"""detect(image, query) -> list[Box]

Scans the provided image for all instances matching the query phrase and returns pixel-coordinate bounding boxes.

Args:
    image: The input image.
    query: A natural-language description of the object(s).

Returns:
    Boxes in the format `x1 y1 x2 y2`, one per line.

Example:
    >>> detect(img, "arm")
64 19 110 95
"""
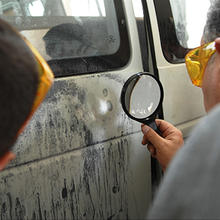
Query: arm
147 105 220 219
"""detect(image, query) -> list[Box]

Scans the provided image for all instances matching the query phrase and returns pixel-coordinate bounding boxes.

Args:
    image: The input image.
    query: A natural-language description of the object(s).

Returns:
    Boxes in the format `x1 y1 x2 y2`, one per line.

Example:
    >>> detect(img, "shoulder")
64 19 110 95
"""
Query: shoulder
147 104 220 219
190 104 220 139
180 103 220 156
167 103 220 176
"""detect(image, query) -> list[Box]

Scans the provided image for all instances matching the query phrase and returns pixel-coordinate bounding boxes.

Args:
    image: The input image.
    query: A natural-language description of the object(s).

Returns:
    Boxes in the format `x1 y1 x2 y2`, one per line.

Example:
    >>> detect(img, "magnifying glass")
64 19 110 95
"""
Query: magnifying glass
120 72 164 134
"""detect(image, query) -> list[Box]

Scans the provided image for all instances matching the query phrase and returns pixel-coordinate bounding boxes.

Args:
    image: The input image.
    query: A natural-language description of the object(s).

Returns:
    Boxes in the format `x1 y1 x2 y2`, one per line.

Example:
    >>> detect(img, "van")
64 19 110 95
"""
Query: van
0 0 208 219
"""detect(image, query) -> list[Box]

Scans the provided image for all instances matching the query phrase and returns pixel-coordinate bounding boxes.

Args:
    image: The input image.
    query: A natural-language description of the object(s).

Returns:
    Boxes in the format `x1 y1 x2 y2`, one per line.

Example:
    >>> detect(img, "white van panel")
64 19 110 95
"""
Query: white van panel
147 0 206 137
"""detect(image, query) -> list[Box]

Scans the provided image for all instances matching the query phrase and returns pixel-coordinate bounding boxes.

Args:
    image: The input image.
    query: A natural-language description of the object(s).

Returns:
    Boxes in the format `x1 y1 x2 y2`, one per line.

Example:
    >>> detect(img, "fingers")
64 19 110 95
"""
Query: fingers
155 119 183 140
147 144 156 157
155 119 176 134
141 120 184 170
141 124 164 149
141 125 150 145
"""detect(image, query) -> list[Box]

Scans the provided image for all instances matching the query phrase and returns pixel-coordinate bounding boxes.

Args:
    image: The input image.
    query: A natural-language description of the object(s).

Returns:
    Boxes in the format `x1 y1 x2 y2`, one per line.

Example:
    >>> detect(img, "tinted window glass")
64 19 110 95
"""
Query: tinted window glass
0 0 130 77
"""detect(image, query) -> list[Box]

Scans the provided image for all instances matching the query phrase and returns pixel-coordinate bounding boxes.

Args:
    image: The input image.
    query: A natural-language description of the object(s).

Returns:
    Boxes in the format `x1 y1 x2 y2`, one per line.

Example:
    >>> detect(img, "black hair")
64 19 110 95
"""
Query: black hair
0 19 39 157
203 0 220 42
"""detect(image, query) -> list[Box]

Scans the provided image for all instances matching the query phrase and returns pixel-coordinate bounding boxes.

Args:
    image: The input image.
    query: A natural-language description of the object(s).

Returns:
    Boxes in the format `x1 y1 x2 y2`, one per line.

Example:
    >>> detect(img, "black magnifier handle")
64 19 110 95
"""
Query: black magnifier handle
148 120 162 137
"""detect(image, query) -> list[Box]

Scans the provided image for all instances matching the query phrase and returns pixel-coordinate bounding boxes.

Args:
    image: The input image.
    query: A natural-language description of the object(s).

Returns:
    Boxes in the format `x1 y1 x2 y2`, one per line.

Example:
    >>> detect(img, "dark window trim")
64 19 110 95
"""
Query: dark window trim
153 0 189 64
141 0 164 197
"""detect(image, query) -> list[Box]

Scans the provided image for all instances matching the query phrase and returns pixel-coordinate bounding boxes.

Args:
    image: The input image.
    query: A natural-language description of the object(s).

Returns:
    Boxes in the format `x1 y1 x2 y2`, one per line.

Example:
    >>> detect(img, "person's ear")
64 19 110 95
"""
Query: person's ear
0 151 15 171
215 38 220 54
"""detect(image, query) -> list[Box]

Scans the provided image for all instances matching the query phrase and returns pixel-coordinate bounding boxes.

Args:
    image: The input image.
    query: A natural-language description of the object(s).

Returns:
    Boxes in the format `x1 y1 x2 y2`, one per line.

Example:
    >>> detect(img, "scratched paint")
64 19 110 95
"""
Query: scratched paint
10 74 137 166
0 134 151 219
0 72 151 219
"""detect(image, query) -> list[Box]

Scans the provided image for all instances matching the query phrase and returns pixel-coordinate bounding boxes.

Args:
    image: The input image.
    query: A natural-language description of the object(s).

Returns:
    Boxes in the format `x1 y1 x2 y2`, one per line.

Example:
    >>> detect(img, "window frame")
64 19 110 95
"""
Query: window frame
153 0 189 64
0 0 130 77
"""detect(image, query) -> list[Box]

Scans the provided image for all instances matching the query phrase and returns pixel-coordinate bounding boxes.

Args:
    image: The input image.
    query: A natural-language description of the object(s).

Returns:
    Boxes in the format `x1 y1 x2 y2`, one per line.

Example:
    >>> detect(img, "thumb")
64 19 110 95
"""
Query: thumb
141 125 164 149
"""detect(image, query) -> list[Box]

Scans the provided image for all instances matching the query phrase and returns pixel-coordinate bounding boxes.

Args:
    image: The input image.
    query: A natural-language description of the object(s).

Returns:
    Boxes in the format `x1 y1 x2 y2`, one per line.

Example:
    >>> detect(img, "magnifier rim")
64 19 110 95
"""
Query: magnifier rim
120 72 164 123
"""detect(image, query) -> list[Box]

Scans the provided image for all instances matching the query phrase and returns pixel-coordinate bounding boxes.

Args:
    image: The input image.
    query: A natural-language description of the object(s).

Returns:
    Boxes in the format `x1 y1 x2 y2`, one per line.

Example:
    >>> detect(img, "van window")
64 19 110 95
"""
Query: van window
132 0 143 17
154 0 211 63
170 0 210 48
0 0 130 77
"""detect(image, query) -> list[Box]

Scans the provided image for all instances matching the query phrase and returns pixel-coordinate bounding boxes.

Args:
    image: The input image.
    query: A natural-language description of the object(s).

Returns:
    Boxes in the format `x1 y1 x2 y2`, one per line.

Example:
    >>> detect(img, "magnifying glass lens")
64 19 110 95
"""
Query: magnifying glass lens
125 75 161 119
121 72 164 135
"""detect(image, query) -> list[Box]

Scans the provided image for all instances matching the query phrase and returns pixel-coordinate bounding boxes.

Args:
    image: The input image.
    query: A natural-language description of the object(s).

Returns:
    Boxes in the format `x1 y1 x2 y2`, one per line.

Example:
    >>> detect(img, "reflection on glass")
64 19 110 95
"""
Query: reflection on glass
28 0 44 16
0 0 120 61
63 0 106 16
128 75 161 119
170 0 211 48
0 0 106 17
0 1 22 16
131 0 143 17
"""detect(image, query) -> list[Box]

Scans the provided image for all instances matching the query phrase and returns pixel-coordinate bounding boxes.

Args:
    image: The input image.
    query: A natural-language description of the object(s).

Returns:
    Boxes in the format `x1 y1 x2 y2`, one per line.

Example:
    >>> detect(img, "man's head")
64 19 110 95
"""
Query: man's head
202 0 220 112
185 0 220 112
203 0 220 44
0 19 53 170
201 38 220 112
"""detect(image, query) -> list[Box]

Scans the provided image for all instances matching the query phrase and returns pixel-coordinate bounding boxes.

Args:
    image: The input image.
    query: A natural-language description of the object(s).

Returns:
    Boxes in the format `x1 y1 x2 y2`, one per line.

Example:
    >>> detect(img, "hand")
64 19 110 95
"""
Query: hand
141 119 184 171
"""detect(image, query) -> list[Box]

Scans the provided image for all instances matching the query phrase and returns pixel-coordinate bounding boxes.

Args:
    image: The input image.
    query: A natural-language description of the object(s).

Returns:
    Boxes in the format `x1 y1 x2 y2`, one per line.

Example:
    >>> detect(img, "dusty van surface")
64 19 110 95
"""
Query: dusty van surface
0 0 207 219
